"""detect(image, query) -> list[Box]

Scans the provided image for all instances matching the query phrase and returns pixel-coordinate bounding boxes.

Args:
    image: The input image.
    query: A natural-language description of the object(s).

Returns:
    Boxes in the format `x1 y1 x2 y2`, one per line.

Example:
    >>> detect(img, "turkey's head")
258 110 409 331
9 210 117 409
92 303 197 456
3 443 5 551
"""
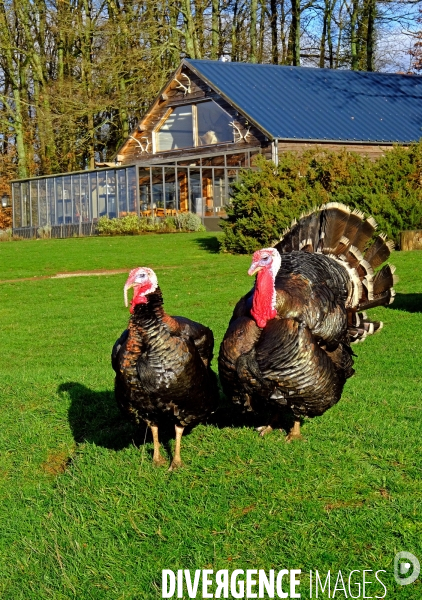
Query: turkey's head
124 267 158 314
248 248 281 328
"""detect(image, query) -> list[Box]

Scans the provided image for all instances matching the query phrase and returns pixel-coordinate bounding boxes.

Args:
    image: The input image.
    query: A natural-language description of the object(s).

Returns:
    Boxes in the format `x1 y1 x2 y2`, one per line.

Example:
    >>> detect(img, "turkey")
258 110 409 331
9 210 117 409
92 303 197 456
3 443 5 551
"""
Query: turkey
112 267 218 469
218 203 397 441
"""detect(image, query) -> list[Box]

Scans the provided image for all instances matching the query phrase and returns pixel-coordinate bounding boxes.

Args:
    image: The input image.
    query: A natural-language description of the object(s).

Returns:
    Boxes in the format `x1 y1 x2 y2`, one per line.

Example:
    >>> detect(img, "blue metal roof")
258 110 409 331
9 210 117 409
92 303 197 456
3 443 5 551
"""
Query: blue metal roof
185 59 422 144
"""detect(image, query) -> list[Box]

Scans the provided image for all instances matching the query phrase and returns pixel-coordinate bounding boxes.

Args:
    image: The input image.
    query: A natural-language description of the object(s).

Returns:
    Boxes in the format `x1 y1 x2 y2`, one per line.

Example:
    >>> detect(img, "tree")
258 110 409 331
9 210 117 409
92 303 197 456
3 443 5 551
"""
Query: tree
0 0 420 184
410 8 422 71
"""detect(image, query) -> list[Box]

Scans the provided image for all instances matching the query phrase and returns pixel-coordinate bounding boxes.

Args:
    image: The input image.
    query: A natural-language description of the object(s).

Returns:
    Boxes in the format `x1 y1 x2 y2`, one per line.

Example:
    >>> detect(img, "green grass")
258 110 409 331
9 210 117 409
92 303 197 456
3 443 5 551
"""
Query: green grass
0 233 421 599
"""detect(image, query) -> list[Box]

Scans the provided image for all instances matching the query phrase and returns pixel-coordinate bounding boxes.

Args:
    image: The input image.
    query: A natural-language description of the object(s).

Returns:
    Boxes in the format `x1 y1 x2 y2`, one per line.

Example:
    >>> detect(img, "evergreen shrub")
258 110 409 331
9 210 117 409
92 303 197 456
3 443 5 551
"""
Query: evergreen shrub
221 143 422 253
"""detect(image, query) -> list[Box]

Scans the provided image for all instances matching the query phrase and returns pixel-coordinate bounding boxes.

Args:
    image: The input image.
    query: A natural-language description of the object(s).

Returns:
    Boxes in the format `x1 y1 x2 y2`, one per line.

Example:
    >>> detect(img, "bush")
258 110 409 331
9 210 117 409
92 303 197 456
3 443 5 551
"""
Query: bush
98 214 158 235
221 144 422 253
37 225 52 239
97 212 204 236
174 211 206 232
0 228 13 241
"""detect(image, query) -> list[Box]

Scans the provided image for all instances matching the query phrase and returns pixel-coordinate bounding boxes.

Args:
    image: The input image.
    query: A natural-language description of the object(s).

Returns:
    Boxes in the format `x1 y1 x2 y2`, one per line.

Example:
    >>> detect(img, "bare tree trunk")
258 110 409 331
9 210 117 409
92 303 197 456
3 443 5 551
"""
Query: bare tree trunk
327 0 334 67
270 0 279 63
17 0 58 173
105 0 130 145
181 0 201 58
280 0 288 63
350 0 359 70
231 0 239 61
119 78 129 142
250 0 258 62
319 3 327 67
194 0 205 57
335 0 345 67
366 0 376 70
288 0 301 65
211 0 220 59
12 88 29 178
80 0 95 169
170 1 181 67
258 0 266 62
0 0 28 177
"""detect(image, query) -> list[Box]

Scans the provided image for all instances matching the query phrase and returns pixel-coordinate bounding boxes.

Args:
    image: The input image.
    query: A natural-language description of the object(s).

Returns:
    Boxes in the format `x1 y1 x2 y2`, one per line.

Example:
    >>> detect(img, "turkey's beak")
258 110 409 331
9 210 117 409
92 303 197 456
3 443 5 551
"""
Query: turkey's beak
248 263 262 276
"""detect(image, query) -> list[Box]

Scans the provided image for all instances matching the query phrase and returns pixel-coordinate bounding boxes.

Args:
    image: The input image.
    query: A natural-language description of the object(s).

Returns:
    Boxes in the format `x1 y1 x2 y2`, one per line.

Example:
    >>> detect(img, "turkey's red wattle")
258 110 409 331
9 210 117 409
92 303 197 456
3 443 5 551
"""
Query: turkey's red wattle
130 283 151 313
251 268 276 328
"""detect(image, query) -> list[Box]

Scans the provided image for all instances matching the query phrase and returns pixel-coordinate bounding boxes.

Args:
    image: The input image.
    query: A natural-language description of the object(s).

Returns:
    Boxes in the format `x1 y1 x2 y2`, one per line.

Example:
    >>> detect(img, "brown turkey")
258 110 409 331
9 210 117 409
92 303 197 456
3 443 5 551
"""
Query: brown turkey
218 203 397 441
112 267 218 469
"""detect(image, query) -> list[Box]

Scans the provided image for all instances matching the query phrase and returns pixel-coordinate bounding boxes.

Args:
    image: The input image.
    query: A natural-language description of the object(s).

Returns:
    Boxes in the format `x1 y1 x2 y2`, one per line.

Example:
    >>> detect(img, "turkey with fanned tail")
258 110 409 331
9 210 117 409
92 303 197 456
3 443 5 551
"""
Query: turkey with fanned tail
218 203 397 441
112 267 218 470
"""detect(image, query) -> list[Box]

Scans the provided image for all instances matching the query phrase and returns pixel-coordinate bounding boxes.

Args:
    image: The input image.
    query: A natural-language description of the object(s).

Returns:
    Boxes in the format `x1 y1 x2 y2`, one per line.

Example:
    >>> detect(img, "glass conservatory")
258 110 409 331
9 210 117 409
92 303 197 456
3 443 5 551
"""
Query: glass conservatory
11 149 260 230
12 165 138 229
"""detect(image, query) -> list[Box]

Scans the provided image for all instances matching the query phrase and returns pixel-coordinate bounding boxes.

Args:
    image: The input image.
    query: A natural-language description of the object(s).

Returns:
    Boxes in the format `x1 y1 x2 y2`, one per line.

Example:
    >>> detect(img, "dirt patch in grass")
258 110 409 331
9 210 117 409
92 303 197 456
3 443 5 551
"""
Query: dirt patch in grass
0 266 182 284
51 269 129 278
324 499 365 512
42 451 72 476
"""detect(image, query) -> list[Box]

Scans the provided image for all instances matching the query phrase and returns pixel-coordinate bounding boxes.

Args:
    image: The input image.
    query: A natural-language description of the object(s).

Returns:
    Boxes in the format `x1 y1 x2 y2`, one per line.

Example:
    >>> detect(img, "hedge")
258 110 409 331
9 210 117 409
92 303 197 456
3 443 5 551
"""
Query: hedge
221 143 422 253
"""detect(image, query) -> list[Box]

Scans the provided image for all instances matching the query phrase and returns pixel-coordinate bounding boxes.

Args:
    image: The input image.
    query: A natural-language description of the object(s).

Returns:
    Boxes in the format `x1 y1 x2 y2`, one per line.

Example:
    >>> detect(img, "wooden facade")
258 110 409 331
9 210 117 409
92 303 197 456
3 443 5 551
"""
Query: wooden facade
117 63 268 167
275 141 391 161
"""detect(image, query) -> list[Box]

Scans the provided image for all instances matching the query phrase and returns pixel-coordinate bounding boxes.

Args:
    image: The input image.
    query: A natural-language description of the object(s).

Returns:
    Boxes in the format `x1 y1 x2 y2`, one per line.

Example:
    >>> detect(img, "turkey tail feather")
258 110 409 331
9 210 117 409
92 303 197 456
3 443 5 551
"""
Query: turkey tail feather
273 203 396 342
320 202 351 254
343 209 364 246
373 264 398 296
352 216 378 253
364 234 395 269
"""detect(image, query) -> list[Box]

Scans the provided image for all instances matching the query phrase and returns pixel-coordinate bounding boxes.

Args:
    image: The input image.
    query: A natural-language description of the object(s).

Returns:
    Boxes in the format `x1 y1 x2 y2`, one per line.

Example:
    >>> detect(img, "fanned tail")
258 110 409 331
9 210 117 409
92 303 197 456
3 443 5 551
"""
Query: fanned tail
273 202 397 342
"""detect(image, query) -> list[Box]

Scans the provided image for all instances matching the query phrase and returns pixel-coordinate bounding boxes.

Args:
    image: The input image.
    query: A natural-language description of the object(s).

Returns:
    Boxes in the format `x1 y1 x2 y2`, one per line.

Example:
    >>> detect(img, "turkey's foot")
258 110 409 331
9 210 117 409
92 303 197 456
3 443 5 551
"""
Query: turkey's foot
153 454 167 467
285 420 303 443
256 425 274 437
168 458 184 471
256 413 283 437
168 424 184 472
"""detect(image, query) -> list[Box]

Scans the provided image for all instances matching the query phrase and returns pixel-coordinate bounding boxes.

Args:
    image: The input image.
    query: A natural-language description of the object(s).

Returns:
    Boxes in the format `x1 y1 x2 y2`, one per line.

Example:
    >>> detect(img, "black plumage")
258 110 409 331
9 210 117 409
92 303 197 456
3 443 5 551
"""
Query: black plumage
218 203 397 440
112 267 218 469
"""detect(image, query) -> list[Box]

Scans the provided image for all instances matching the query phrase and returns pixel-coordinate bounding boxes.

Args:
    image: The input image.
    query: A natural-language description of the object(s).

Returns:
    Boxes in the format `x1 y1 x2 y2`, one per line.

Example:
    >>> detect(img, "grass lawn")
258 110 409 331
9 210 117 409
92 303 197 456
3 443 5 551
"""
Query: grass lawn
0 232 421 599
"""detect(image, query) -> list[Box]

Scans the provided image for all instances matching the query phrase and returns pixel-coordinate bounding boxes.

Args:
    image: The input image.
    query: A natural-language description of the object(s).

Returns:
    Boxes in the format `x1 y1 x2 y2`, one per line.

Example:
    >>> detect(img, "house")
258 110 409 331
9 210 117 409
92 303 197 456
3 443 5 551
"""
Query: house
11 60 422 234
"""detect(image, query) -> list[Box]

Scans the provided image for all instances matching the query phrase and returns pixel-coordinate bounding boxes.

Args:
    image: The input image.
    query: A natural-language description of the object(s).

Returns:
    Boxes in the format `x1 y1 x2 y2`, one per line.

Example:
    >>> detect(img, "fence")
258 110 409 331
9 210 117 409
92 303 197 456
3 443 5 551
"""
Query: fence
12 222 99 239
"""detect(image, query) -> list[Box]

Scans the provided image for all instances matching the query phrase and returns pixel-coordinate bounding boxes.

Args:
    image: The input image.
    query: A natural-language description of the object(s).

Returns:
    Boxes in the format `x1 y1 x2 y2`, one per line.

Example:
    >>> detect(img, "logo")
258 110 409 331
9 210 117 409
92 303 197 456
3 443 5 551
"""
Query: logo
394 552 420 586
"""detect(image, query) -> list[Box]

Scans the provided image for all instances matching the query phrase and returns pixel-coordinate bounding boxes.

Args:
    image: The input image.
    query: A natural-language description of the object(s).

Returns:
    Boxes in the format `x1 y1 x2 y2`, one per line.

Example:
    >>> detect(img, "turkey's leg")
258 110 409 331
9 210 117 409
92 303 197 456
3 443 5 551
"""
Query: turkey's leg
256 413 281 437
285 420 302 443
150 425 166 466
256 424 274 437
169 425 184 471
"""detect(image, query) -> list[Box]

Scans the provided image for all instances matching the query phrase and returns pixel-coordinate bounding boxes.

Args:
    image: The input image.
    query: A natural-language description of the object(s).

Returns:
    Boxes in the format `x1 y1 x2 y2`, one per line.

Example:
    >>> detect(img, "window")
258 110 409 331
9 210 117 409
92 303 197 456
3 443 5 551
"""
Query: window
197 102 232 146
31 180 39 226
157 106 194 151
156 101 233 152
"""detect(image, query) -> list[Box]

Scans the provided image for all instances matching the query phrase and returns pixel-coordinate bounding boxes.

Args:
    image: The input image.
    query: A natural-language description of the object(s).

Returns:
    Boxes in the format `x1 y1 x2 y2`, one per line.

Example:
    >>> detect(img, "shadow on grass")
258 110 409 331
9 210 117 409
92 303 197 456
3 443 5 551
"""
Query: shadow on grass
59 382 173 457
193 235 221 254
389 293 422 313
59 381 292 453
209 389 295 434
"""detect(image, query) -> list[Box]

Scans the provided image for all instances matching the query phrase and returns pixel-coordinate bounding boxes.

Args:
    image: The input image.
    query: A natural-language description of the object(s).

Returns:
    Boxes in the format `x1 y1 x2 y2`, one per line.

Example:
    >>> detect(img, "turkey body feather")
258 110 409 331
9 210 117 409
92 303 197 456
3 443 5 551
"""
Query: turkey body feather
220 253 353 418
112 269 218 468
113 290 217 427
219 203 396 439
